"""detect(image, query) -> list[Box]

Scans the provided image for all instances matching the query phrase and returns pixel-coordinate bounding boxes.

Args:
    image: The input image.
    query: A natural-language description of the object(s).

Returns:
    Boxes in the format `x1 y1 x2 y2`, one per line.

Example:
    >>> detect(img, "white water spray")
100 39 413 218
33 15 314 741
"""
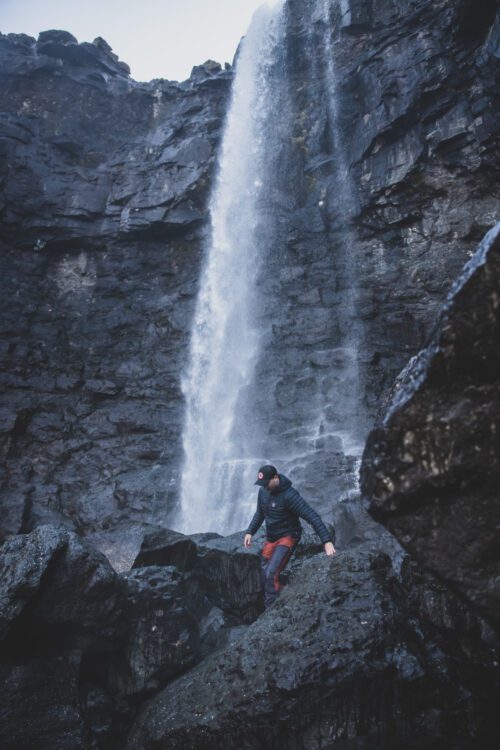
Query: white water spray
177 2 285 534
314 0 365 455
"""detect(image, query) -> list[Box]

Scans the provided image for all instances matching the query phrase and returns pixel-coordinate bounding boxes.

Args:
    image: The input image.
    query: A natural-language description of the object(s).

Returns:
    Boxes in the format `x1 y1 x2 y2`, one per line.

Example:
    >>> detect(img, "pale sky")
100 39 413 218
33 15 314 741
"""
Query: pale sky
0 0 277 82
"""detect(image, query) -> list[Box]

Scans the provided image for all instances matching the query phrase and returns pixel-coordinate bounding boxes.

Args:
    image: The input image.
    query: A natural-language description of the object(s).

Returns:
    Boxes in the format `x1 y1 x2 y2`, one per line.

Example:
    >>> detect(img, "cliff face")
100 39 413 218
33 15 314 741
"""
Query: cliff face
0 31 232 535
2 0 498 537
362 222 500 627
261 0 499 436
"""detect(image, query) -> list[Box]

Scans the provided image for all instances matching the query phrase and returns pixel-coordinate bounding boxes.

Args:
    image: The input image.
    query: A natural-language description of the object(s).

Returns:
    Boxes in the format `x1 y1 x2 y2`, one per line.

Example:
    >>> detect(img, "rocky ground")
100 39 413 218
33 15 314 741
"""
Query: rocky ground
1 504 498 748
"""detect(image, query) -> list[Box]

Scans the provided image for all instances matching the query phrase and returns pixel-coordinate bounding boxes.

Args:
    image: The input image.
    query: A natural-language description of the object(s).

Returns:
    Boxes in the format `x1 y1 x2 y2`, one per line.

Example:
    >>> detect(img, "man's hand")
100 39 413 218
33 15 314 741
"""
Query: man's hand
244 533 252 549
324 541 336 556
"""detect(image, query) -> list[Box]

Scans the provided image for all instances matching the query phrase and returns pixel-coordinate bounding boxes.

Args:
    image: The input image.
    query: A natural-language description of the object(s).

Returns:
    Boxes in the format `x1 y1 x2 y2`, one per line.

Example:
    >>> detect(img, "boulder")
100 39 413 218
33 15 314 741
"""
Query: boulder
362 223 500 627
0 653 91 750
194 531 263 620
126 538 483 749
0 526 131 748
106 566 202 696
132 527 264 620
132 528 197 571
0 525 127 657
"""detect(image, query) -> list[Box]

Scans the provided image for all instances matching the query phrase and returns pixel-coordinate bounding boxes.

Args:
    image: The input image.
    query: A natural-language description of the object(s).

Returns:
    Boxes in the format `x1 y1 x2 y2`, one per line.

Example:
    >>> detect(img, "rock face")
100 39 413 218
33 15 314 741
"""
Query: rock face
0 30 231 536
0 524 264 749
1 1 499 536
239 0 500 505
126 524 499 749
361 222 500 627
0 525 127 749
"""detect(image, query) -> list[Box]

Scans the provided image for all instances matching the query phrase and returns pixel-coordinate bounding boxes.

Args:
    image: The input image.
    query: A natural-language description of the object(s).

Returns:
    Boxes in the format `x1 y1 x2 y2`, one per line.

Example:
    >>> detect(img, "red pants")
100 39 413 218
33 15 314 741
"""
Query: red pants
260 535 297 608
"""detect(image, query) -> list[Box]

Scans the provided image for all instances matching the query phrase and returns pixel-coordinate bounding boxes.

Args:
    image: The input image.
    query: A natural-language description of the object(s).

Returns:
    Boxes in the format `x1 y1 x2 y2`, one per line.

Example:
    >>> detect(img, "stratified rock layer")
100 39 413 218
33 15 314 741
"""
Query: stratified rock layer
362 222 500 626
0 31 231 535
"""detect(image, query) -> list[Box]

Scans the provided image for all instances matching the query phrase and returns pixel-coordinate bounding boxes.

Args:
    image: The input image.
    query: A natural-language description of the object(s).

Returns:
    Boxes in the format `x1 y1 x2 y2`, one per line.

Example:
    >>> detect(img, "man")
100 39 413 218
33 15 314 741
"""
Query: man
244 464 335 608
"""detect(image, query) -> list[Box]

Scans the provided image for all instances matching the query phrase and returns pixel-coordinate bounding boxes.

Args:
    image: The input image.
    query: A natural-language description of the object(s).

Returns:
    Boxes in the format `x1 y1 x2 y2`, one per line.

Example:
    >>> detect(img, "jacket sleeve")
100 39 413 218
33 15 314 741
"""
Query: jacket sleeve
286 490 333 544
246 491 264 535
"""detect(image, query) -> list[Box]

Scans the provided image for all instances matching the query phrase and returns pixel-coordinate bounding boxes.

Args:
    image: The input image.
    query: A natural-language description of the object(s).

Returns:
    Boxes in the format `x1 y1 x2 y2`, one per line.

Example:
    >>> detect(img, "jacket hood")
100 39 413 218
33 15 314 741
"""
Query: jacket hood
272 474 292 494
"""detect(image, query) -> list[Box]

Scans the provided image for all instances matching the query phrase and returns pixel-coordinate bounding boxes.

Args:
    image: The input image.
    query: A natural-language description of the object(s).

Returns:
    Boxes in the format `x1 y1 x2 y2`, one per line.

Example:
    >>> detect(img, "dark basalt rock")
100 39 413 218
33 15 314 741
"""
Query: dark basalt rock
132 528 198 571
133 526 264 619
107 565 202 697
194 531 263 620
0 653 91 750
36 30 131 77
362 222 500 627
0 526 127 749
0 523 266 748
1 4 500 745
1 0 499 538
0 524 127 657
0 28 232 537
126 530 498 750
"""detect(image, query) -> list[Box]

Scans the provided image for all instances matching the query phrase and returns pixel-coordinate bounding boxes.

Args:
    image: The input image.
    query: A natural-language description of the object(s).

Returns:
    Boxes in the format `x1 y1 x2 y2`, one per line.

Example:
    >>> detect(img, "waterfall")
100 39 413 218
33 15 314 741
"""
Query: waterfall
312 0 365 454
177 2 286 534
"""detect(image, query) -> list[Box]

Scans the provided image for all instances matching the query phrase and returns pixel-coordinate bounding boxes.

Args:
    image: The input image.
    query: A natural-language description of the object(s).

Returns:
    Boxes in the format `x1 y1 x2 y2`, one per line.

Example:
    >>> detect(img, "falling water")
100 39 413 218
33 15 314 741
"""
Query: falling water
177 2 286 534
312 0 365 454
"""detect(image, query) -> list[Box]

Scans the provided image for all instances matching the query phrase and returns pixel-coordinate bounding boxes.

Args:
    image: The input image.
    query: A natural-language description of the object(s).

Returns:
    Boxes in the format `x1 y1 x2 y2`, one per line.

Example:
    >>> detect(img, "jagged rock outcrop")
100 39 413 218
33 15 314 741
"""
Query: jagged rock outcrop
1 1 499 535
1 518 498 749
0 524 127 654
132 526 264 619
0 525 127 749
126 523 499 749
0 525 264 748
132 527 199 570
361 222 500 627
250 0 500 469
107 565 202 697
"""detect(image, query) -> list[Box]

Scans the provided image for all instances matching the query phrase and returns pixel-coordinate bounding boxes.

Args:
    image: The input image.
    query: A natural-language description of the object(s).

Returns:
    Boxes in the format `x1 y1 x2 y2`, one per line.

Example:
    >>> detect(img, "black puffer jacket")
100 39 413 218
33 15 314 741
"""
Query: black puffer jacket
246 474 333 544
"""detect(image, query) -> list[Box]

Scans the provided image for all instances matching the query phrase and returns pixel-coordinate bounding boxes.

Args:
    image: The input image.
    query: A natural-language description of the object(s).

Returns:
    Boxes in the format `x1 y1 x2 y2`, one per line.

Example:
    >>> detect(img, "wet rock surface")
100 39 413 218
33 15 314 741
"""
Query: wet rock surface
182 0 500 516
132 527 198 570
1 514 499 749
0 653 91 750
106 565 202 697
0 524 127 657
0 526 126 749
132 525 264 619
126 525 499 750
362 222 500 626
0 525 263 748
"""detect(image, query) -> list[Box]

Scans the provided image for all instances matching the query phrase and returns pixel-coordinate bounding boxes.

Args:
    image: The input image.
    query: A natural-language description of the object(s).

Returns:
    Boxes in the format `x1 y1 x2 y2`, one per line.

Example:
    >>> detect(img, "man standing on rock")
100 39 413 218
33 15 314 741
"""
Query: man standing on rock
244 465 335 608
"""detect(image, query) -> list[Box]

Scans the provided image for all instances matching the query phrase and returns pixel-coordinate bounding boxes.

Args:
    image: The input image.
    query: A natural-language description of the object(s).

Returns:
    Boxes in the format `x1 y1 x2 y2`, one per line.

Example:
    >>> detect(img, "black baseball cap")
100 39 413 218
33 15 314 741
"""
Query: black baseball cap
255 464 278 486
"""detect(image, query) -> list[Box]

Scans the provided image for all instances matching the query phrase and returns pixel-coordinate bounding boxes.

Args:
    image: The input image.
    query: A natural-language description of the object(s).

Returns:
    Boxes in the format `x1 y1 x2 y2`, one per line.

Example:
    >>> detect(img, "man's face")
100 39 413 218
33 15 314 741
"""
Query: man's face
266 475 280 491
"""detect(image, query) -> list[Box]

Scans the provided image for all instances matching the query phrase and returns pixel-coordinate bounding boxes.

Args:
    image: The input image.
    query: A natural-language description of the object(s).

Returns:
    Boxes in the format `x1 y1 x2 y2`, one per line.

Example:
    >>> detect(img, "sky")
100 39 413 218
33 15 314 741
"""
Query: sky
0 0 276 82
